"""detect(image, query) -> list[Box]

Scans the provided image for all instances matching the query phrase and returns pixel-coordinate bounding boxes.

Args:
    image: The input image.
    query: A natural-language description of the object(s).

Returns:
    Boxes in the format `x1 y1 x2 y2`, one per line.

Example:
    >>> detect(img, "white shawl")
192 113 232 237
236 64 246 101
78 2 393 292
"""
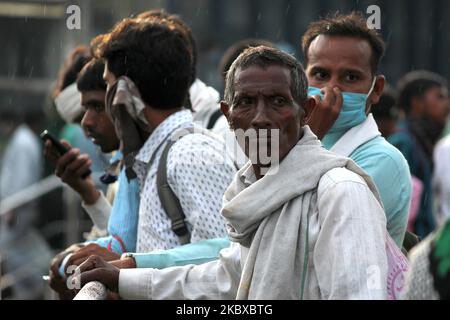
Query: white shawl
222 126 380 299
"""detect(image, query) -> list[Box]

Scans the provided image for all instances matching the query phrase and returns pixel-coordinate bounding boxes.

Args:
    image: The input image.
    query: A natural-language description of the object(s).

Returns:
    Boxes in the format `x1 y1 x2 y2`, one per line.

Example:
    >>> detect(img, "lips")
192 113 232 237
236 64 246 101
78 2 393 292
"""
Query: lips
87 133 101 145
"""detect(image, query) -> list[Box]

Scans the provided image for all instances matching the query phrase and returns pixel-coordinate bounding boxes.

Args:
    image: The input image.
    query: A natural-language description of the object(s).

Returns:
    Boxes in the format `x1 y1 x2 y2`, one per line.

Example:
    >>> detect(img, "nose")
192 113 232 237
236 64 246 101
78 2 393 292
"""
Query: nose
251 100 272 129
324 76 342 91
81 109 95 132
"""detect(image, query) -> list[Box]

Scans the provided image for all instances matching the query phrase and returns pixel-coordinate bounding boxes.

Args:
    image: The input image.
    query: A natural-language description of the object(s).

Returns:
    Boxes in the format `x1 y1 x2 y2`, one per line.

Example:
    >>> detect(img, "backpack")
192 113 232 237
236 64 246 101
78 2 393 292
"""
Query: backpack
155 127 228 245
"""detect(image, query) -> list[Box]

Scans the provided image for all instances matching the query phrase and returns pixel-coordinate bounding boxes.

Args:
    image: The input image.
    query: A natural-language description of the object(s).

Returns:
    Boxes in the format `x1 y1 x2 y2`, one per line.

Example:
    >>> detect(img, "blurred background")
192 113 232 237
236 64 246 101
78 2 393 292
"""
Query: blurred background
0 0 449 299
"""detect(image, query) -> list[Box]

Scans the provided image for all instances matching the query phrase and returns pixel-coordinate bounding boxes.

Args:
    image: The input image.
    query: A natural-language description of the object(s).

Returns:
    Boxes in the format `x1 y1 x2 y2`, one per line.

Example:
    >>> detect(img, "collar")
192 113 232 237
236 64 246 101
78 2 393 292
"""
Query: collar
110 150 123 163
135 109 193 164
330 113 381 157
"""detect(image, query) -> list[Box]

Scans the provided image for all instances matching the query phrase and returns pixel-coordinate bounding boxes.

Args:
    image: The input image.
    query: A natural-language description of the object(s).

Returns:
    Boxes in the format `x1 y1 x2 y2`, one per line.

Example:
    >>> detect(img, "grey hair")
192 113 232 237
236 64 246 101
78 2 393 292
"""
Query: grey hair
224 45 308 107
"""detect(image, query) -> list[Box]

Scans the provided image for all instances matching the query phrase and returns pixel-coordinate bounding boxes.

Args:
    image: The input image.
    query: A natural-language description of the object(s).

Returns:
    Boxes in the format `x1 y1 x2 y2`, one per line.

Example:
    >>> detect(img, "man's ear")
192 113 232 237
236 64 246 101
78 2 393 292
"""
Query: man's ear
368 75 386 107
301 97 316 126
220 101 231 121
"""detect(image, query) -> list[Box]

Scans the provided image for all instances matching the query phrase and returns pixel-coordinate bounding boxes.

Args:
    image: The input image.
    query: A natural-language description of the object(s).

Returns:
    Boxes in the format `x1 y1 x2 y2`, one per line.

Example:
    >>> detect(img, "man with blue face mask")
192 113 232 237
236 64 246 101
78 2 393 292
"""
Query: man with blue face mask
302 12 412 249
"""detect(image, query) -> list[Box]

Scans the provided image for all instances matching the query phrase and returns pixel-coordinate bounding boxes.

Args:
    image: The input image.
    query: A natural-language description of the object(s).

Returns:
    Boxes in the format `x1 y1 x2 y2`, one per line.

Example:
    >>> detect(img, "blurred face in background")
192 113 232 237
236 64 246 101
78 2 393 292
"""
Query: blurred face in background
421 85 450 127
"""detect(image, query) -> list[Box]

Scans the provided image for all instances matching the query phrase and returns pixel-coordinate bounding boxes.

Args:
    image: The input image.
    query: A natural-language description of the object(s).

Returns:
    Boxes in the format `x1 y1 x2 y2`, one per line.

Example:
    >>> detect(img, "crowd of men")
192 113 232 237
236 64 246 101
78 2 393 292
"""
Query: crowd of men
4 9 450 300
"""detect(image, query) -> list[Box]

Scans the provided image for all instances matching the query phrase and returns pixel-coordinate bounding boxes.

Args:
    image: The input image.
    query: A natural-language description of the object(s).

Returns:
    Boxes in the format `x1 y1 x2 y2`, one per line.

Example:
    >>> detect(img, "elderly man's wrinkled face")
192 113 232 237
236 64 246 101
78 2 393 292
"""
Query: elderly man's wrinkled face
221 65 307 170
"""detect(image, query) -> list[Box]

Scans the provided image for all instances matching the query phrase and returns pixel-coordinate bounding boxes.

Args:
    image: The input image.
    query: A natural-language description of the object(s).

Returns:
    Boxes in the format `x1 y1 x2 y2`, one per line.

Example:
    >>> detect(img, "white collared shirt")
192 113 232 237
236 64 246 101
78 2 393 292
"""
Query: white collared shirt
433 135 450 226
133 109 236 252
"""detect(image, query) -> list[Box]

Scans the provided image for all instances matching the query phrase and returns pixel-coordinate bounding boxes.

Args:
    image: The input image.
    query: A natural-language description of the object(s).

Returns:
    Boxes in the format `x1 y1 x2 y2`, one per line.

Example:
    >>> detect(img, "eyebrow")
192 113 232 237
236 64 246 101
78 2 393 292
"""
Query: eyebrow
308 66 328 74
308 65 366 77
84 100 105 108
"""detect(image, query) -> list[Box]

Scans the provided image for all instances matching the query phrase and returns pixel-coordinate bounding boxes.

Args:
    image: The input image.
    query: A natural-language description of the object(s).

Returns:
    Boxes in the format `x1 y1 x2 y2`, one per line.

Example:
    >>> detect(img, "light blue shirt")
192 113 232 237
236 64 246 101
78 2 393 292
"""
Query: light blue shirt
322 117 412 248
91 152 140 254
347 135 412 247
132 238 230 268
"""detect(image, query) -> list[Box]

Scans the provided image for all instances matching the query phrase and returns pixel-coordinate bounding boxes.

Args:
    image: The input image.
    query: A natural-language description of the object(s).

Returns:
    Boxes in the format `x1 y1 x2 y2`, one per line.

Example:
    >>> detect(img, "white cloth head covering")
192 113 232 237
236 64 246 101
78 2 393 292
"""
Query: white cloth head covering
54 83 84 123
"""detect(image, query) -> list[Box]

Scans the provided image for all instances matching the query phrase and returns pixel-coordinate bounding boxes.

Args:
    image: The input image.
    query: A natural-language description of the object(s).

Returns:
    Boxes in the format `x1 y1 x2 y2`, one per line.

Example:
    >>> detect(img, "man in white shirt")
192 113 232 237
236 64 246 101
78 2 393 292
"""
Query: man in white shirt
433 135 450 226
92 17 235 252
77 46 390 300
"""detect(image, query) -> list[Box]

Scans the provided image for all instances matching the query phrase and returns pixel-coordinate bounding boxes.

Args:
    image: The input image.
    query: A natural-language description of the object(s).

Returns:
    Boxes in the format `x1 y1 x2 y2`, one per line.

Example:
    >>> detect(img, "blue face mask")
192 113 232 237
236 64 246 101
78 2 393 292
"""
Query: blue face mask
308 78 376 134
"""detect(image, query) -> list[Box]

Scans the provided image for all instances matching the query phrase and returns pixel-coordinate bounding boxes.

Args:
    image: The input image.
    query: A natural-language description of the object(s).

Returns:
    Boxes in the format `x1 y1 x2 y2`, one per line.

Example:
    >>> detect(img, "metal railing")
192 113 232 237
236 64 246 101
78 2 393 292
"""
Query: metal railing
0 175 63 216
0 174 90 300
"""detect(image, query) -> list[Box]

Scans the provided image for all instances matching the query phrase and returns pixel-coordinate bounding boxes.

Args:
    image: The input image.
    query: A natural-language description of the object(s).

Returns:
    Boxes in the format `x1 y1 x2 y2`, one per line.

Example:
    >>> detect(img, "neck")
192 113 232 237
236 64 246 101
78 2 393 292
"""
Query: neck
143 105 183 130
252 130 306 180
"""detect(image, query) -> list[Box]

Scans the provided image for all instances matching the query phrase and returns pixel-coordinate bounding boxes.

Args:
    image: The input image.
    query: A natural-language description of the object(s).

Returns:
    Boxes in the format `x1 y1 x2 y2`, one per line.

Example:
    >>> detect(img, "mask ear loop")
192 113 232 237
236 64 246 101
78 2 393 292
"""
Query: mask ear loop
365 76 378 114
367 76 378 97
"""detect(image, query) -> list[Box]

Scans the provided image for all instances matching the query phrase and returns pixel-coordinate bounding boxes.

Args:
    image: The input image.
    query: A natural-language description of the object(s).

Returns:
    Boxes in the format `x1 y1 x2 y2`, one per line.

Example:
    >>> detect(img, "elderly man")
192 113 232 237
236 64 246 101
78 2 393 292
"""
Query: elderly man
77 46 389 300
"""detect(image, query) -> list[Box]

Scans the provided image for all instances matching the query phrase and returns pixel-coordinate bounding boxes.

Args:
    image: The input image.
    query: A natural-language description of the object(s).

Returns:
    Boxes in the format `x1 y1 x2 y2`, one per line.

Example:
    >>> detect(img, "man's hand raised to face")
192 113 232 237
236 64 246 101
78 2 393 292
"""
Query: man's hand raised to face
78 255 120 293
306 86 343 140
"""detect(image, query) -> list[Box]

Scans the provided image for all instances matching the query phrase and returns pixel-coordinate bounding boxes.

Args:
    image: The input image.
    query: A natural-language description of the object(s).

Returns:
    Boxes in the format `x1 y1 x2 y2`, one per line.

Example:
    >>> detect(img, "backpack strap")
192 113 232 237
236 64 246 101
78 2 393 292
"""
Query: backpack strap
206 109 223 130
156 127 197 245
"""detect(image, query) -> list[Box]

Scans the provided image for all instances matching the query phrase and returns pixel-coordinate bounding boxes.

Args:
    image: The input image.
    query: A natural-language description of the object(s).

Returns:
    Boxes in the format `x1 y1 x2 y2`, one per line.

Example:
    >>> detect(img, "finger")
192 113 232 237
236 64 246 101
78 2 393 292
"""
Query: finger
50 259 61 276
44 141 59 163
80 268 118 292
55 149 80 177
109 260 123 269
104 252 121 262
76 256 100 274
70 257 90 269
65 249 90 272
49 270 66 292
50 264 62 279
57 148 81 169
80 255 109 273
49 270 60 288
74 158 92 177
60 140 72 149
64 155 91 176
312 94 322 107
331 87 343 115
321 86 337 110
79 269 105 289
50 252 68 276
106 291 121 300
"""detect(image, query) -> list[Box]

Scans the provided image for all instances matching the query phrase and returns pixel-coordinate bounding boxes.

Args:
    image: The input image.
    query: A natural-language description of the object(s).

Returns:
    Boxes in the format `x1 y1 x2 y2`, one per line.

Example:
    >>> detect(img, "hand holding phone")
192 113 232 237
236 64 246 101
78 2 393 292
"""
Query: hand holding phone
41 130 91 179
40 130 70 155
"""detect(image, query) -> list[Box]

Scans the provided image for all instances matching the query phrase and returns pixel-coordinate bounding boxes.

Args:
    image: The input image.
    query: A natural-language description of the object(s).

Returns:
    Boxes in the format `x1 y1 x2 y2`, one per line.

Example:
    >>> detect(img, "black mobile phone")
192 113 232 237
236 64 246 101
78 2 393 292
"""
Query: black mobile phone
40 130 69 155
40 130 91 179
